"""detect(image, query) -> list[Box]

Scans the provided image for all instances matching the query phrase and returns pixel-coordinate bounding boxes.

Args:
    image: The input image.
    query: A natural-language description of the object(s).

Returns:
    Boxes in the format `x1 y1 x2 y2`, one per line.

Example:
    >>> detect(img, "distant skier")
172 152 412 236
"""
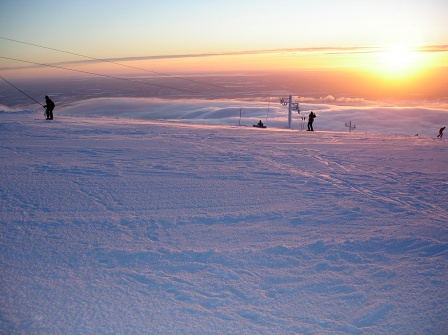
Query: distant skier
307 111 316 131
437 127 445 138
44 95 55 120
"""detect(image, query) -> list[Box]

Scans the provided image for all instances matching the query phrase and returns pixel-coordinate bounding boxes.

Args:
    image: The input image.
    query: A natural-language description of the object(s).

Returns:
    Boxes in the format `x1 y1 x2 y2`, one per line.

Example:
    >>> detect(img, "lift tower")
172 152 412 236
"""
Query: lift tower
280 95 300 129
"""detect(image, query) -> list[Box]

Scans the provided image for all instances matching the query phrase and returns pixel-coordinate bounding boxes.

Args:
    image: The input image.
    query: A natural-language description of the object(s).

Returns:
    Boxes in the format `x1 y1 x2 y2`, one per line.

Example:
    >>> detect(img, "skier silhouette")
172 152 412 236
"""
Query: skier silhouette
44 95 55 120
437 127 445 138
307 111 316 131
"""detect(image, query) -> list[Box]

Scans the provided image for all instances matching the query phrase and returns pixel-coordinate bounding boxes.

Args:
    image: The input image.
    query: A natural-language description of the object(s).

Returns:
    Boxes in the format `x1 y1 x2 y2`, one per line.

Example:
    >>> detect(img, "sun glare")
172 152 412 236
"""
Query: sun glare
375 45 423 79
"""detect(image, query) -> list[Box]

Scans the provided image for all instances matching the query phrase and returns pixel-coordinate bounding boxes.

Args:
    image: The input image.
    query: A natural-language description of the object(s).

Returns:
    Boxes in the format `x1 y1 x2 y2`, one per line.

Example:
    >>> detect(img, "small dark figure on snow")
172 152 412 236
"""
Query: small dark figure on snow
307 111 316 131
257 120 264 127
44 95 55 120
437 127 445 138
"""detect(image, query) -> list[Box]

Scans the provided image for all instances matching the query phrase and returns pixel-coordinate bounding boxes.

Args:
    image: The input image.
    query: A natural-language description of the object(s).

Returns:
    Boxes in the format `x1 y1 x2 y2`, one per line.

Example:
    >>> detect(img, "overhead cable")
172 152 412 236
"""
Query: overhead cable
0 56 226 98
0 74 44 106
0 35 238 93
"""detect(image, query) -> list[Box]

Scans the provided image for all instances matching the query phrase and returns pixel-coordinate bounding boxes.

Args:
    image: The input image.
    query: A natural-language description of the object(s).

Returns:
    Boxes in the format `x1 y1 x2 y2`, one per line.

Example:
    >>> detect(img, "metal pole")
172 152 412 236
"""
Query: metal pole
345 121 356 132
267 97 270 121
288 95 292 129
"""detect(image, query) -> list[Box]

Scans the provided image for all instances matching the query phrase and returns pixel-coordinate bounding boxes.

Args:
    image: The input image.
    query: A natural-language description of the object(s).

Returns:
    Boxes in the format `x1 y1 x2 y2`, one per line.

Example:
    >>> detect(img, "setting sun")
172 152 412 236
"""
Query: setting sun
375 45 424 79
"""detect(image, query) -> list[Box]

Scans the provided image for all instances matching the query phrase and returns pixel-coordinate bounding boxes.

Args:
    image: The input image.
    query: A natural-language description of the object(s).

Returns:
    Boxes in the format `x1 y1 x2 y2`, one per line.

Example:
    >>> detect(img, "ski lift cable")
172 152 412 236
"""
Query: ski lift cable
0 74 44 107
0 37 274 120
0 56 229 99
0 36 241 94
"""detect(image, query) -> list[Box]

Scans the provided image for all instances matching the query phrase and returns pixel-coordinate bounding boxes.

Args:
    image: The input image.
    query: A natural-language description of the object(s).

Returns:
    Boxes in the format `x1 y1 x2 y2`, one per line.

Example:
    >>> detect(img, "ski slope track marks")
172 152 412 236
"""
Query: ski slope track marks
0 112 447 334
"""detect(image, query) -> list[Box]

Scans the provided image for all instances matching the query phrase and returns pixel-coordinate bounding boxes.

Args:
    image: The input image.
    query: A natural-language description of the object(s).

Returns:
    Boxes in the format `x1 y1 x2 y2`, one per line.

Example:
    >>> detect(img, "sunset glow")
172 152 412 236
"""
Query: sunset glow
374 46 424 79
0 1 447 101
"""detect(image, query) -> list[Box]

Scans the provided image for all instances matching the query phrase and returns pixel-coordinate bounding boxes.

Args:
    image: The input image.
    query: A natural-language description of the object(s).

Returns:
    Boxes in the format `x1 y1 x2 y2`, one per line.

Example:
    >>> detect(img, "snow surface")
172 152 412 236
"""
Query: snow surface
1 110 447 334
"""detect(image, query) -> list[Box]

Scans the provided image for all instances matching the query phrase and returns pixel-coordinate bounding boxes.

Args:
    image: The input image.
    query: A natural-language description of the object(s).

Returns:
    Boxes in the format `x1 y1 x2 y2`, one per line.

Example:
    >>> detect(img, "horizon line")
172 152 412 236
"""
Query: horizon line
1 43 448 72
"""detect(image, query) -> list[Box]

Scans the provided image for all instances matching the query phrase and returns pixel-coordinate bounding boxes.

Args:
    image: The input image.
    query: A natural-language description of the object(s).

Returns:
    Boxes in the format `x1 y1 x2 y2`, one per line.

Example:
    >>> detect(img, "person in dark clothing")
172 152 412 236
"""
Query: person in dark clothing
257 120 264 127
307 111 316 131
44 95 55 120
437 126 445 138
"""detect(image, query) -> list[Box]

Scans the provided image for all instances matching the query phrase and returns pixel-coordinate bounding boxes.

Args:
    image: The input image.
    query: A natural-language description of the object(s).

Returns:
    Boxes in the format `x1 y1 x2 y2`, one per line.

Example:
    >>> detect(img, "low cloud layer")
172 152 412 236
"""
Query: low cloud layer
58 97 448 137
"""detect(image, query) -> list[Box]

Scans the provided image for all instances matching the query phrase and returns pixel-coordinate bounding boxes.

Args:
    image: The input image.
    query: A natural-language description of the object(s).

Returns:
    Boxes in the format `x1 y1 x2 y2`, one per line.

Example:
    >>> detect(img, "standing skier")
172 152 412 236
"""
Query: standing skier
437 126 445 138
307 111 316 131
44 95 55 120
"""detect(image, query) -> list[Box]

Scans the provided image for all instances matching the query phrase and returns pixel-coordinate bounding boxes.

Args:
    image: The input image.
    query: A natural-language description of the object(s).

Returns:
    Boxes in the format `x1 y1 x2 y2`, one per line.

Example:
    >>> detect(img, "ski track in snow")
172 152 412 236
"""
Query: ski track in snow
1 112 447 334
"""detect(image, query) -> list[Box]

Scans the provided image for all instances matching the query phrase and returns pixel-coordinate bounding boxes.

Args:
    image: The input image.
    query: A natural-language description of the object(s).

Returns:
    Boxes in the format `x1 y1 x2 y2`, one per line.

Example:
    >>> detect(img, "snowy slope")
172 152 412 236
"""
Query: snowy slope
1 111 447 334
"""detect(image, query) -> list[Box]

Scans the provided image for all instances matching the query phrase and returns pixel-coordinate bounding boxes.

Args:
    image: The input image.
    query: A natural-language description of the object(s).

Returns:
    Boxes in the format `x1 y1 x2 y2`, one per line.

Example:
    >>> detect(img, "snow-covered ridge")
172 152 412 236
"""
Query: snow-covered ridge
1 112 447 334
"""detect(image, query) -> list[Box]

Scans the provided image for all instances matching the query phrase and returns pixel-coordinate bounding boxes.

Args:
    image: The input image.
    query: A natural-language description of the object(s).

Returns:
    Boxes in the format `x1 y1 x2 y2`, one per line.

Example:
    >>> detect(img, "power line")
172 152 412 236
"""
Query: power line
0 35 238 93
0 56 227 99
0 36 274 119
0 74 44 107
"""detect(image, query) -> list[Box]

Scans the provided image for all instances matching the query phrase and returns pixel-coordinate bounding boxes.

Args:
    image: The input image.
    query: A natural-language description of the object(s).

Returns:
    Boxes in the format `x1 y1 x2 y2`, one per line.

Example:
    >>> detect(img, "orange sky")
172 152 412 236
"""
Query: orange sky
1 1 447 100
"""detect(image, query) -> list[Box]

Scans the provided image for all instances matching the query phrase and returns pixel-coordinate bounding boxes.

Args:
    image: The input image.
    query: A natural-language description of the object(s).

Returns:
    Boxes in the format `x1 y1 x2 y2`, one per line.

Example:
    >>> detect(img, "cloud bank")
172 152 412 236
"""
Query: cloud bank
4 44 448 71
59 97 448 137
